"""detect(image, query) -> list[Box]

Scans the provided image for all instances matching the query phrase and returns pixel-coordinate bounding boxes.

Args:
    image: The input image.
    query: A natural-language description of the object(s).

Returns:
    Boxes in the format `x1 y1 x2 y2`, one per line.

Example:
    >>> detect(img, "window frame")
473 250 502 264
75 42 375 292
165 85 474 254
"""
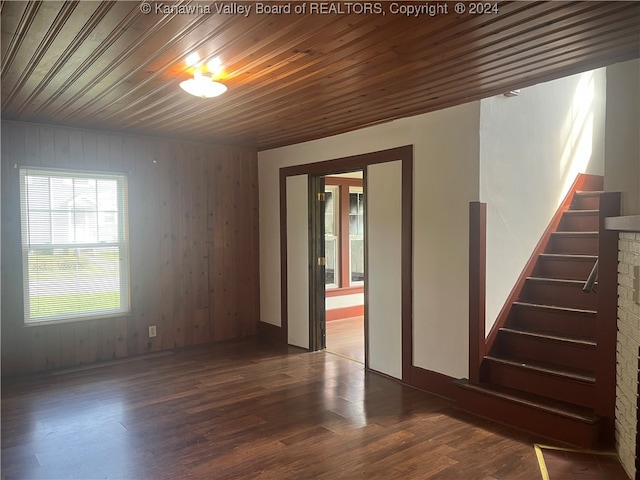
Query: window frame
348 186 365 286
19 166 131 326
324 175 364 292
324 185 340 288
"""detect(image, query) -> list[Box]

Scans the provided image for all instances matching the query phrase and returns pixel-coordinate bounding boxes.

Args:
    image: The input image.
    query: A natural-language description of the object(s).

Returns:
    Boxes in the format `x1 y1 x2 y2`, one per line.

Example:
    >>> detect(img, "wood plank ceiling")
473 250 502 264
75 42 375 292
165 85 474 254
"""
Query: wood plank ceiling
2 1 639 150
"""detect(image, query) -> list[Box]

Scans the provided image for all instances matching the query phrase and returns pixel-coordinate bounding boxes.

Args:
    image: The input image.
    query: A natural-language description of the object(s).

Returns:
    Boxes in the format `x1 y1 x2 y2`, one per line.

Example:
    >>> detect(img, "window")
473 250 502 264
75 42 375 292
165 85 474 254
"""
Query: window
19 167 130 324
324 176 365 290
349 187 364 284
324 185 339 287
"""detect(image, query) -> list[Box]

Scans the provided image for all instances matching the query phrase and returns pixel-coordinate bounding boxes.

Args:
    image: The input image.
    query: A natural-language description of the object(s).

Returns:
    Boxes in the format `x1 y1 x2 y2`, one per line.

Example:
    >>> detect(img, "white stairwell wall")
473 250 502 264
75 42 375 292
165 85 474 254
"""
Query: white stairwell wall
479 68 606 335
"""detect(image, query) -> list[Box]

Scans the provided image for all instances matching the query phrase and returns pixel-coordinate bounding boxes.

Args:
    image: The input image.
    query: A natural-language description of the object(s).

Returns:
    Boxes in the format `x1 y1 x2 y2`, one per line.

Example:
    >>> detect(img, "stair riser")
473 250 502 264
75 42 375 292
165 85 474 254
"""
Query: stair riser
496 332 596 372
572 195 600 210
547 235 598 255
482 361 595 408
521 282 598 310
558 213 599 232
509 306 596 340
455 388 600 448
581 177 604 191
534 258 596 281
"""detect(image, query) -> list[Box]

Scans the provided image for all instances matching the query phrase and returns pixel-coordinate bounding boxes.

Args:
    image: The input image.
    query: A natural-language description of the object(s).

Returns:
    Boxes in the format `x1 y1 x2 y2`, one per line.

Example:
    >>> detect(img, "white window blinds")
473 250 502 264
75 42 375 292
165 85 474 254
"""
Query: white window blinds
19 167 131 324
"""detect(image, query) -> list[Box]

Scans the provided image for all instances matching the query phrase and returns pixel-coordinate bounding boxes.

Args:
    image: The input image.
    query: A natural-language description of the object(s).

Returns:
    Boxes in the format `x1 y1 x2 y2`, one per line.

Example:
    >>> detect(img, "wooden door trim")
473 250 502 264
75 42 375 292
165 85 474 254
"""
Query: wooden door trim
308 174 326 351
276 145 413 383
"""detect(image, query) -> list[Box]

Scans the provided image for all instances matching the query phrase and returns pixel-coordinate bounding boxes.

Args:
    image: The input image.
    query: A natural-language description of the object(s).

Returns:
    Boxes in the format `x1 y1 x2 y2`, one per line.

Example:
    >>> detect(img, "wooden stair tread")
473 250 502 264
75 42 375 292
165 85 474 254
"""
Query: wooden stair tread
551 231 598 236
454 380 600 424
574 191 604 196
525 276 594 286
512 301 596 315
499 327 596 347
538 253 597 260
484 355 595 383
563 209 599 215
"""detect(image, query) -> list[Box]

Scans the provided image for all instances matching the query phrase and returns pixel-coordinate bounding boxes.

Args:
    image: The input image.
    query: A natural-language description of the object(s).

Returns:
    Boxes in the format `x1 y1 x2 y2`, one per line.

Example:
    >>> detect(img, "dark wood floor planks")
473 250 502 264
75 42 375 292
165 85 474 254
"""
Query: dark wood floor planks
1 340 549 480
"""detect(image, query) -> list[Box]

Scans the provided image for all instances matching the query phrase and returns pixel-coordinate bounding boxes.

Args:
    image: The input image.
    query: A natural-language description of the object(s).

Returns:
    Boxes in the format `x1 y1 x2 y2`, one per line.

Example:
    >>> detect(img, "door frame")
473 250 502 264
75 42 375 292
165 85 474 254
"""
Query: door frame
308 174 326 351
279 145 414 382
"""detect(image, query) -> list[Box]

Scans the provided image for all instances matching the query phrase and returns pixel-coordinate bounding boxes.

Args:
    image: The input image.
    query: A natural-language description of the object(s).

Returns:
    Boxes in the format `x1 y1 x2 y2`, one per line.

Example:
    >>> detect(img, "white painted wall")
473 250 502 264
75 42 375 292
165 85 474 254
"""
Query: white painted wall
479 69 606 332
259 102 480 379
412 106 480 377
604 59 640 216
326 293 364 310
286 175 309 349
367 161 403 379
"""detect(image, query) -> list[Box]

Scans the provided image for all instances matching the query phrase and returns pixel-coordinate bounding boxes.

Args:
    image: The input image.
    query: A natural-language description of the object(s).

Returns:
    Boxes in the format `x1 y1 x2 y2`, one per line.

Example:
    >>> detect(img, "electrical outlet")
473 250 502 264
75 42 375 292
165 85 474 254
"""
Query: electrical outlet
148 325 157 338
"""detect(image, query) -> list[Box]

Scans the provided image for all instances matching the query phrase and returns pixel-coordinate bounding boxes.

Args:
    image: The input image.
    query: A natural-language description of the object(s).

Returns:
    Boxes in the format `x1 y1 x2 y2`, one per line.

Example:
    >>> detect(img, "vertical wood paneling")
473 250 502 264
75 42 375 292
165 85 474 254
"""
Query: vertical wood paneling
169 141 184 349
58 320 75 368
241 148 259 337
220 149 235 341
182 143 194 347
31 326 47 372
1 120 260 375
1 122 31 373
149 138 165 351
75 317 90 365
209 157 224 341
157 139 174 349
229 153 241 339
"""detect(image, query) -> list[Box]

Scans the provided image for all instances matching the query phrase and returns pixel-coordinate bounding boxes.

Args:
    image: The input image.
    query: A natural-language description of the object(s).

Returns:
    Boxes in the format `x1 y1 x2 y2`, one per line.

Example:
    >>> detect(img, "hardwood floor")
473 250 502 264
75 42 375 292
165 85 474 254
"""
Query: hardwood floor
1 339 560 479
326 316 364 363
535 445 630 480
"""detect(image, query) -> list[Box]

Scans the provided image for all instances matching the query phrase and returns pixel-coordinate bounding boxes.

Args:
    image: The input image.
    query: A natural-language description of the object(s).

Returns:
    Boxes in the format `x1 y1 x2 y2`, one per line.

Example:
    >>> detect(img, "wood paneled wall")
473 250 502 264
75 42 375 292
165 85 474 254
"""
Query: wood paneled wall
1 121 260 375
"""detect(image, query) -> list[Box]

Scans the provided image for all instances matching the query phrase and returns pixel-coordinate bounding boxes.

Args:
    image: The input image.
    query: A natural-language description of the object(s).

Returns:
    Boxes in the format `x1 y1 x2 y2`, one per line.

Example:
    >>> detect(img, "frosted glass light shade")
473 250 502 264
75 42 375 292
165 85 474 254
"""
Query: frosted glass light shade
180 72 227 98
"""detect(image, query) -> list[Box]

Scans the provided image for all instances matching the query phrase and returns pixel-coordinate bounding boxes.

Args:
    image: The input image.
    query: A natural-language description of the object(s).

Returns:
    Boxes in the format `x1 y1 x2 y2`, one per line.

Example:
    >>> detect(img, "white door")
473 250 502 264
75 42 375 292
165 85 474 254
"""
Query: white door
366 161 403 379
286 174 309 349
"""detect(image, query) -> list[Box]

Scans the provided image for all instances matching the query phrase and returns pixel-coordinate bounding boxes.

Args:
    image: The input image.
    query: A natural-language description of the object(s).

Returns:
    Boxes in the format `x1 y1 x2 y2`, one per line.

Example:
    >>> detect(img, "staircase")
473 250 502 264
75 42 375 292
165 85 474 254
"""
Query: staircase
456 176 606 448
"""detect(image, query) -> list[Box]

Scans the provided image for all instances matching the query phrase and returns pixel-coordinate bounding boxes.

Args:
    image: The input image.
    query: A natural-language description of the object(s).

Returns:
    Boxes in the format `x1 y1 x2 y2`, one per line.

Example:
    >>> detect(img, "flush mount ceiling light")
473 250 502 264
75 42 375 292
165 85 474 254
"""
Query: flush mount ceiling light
180 71 227 98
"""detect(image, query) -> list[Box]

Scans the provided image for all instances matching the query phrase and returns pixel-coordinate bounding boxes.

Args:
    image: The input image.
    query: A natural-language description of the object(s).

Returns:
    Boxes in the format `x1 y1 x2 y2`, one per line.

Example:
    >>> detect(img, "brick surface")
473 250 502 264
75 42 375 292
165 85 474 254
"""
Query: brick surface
616 232 640 479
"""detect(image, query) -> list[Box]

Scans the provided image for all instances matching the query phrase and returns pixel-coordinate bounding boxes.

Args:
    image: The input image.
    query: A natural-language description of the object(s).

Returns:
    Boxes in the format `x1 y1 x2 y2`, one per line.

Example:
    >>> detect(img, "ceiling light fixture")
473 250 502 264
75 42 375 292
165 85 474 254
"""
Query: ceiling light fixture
185 52 201 67
180 72 227 98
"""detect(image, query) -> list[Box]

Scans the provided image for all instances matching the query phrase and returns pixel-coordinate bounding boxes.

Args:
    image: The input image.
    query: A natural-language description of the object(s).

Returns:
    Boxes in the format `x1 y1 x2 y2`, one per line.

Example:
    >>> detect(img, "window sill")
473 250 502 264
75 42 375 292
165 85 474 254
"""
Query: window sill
326 286 364 297
24 311 134 327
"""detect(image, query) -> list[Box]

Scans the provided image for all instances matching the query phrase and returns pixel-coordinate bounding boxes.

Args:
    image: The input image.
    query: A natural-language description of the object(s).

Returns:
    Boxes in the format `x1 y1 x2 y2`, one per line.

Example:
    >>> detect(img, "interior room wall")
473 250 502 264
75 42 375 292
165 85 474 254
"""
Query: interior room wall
258 102 480 379
1 121 260 375
604 59 640 216
479 68 606 332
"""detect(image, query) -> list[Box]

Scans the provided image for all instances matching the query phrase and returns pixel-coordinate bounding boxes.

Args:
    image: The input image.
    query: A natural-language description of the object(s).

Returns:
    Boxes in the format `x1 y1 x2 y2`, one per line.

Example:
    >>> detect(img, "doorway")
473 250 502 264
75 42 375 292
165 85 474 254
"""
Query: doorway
280 145 413 381
324 171 365 364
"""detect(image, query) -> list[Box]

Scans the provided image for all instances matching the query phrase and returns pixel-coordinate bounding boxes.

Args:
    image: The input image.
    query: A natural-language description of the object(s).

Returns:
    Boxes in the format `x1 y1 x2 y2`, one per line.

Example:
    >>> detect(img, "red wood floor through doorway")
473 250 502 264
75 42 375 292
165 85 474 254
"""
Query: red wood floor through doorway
326 315 364 364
